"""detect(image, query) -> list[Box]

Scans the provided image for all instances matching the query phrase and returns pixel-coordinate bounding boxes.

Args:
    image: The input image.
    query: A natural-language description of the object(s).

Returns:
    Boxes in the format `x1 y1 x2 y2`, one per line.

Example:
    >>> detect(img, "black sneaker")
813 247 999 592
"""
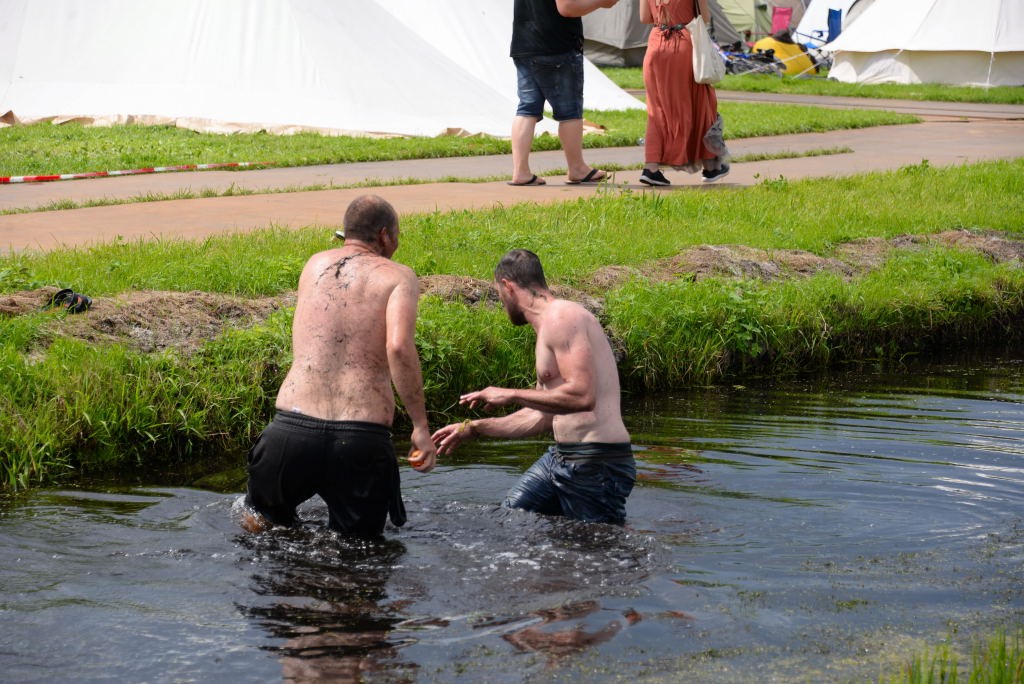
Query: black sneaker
702 164 730 183
640 169 670 186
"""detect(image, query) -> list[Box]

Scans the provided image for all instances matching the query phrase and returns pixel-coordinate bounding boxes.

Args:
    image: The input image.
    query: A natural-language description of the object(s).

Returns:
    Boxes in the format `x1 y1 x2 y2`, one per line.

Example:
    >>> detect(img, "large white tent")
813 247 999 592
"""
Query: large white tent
382 0 643 114
0 0 641 139
824 0 1024 86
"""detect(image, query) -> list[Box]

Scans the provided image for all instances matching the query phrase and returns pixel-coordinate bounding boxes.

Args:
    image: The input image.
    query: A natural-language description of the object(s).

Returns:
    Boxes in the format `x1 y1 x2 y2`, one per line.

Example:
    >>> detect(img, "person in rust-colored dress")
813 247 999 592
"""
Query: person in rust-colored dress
639 0 730 186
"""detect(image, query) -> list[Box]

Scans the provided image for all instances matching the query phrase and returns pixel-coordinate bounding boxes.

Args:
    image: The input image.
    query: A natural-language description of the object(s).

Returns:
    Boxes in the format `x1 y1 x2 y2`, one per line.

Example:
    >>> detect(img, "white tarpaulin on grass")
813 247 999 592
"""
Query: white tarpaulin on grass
0 0 641 138
824 0 1024 86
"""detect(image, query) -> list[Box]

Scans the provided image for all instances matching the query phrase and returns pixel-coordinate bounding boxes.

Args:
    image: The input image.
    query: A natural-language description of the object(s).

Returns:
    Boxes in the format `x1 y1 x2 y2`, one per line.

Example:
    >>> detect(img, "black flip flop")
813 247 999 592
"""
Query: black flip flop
66 292 92 314
44 288 74 310
507 174 546 186
565 168 608 185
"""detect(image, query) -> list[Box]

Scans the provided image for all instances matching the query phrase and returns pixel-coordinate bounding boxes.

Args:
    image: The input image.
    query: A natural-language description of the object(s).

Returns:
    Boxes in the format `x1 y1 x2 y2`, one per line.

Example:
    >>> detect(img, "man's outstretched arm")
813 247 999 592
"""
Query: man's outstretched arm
386 272 436 471
432 406 553 456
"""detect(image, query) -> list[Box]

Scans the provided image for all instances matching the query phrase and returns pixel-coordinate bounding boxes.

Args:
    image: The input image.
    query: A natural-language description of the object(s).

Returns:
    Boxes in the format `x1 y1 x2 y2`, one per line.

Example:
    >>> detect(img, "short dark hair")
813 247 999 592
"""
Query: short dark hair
494 249 548 290
342 194 398 241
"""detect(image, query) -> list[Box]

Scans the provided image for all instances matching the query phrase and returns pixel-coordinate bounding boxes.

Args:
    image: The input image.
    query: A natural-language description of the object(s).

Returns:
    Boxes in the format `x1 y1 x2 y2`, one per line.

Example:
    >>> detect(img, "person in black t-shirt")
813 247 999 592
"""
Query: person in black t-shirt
508 0 620 187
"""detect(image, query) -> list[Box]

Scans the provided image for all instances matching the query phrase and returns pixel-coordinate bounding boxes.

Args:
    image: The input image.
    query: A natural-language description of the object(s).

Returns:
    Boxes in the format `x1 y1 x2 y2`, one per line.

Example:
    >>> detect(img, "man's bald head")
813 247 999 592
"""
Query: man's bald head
343 195 399 242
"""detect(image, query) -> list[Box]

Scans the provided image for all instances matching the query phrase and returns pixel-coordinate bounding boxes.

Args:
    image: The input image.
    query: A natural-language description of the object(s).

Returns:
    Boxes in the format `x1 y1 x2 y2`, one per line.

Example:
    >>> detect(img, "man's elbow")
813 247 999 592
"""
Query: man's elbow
555 0 586 18
568 392 596 413
386 339 417 364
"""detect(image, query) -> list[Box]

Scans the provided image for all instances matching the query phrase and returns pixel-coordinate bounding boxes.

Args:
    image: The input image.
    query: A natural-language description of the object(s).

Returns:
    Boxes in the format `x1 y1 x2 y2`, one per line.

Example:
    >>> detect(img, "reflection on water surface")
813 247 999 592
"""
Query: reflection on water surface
1 352 1022 682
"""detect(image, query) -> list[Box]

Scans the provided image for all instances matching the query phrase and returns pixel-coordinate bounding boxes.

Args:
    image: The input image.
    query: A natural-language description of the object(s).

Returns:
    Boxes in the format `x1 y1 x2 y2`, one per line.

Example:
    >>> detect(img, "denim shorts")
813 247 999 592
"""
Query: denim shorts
513 50 585 121
503 443 636 524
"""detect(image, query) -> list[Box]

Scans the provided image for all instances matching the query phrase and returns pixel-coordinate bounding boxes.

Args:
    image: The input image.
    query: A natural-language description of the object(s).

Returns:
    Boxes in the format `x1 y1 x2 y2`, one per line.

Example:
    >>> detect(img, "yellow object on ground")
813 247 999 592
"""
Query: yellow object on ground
752 37 817 76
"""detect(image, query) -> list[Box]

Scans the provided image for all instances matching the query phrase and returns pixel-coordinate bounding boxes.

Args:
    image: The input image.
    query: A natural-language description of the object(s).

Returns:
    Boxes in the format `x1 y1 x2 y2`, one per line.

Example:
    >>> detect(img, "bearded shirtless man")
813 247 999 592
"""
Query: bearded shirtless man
246 195 436 537
432 249 634 524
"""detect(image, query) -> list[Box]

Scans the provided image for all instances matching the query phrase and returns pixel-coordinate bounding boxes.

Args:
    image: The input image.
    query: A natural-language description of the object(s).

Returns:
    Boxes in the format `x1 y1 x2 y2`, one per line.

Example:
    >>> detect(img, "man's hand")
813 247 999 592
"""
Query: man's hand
407 425 437 472
431 420 475 457
459 386 516 411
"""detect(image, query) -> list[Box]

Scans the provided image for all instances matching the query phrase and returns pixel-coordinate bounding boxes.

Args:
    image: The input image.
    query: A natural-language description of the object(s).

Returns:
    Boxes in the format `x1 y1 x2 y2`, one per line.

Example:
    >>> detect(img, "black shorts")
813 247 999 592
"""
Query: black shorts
245 410 406 537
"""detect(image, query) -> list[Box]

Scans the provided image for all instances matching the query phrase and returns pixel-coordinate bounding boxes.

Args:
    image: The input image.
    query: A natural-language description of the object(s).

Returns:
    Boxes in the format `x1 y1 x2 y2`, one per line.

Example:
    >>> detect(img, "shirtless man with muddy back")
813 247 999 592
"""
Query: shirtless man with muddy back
432 249 635 524
246 194 436 537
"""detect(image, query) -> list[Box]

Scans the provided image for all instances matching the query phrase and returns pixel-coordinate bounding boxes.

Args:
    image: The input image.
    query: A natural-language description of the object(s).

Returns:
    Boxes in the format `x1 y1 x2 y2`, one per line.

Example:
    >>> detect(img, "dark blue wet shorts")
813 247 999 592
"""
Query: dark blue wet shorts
246 410 406 537
503 442 636 524
513 49 585 121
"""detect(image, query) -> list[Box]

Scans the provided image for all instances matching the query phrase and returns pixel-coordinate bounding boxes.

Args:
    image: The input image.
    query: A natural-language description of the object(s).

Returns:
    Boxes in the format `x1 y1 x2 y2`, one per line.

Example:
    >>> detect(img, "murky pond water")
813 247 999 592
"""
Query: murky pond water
2 352 1023 682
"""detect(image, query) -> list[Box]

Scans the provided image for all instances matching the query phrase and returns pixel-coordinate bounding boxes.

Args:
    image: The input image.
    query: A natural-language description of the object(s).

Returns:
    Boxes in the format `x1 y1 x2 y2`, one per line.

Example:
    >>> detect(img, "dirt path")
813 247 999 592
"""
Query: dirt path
1 95 1023 253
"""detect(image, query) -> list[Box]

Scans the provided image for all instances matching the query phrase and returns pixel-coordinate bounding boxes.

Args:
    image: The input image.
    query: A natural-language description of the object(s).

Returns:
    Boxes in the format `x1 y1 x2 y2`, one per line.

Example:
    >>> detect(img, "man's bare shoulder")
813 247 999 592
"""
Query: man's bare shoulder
387 259 417 279
539 299 599 341
547 298 596 323
384 260 419 293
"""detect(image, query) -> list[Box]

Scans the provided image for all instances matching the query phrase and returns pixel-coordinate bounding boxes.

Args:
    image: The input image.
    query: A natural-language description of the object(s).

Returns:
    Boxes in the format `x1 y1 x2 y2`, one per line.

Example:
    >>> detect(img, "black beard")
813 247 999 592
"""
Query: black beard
507 307 528 326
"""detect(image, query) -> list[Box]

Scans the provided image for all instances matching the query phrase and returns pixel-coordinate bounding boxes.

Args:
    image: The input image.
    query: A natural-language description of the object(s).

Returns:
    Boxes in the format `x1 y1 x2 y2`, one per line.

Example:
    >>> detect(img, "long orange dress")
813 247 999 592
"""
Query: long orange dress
643 0 721 172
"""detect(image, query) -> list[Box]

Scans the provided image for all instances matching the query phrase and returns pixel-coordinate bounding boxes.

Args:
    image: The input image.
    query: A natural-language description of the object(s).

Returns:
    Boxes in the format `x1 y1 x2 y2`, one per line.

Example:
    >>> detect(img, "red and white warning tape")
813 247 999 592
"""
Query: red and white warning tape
0 161 270 184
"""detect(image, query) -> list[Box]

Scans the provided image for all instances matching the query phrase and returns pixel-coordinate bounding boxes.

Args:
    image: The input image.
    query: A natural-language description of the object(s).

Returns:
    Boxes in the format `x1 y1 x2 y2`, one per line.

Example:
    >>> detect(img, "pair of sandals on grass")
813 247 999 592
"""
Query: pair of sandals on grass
507 168 607 187
41 288 92 314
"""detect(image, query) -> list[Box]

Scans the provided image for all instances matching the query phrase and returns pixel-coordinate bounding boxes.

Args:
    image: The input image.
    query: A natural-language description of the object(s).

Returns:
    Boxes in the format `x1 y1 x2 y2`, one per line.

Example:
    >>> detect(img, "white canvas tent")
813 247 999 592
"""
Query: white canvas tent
824 0 1024 86
0 0 641 139
842 0 879 28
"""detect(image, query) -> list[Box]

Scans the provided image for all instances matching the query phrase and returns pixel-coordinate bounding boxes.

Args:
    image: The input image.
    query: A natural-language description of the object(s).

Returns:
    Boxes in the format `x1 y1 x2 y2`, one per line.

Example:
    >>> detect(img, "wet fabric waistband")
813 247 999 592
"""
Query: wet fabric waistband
554 441 634 461
273 409 391 437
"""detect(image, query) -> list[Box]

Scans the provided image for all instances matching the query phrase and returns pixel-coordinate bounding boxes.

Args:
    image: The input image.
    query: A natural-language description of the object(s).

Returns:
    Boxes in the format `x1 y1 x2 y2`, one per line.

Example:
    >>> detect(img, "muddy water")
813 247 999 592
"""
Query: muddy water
2 352 1023 683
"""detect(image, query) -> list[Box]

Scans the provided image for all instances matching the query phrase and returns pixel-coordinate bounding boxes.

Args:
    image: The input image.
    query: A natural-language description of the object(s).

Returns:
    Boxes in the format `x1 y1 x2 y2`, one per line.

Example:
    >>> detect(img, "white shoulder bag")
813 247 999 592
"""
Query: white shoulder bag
687 1 725 84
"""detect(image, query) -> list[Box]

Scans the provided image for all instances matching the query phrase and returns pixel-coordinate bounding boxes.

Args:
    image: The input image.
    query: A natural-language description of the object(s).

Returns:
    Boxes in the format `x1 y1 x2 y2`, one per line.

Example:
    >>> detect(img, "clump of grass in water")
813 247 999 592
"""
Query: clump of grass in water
880 627 1024 684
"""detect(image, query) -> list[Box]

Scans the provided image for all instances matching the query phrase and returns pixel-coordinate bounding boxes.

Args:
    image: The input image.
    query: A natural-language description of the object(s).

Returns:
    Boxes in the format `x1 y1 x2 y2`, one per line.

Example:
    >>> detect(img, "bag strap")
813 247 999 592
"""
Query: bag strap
694 0 713 36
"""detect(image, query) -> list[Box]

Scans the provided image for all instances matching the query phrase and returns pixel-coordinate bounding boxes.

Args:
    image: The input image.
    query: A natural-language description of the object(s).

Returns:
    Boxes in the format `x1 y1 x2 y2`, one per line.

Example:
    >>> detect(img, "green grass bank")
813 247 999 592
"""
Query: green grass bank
0 158 1022 490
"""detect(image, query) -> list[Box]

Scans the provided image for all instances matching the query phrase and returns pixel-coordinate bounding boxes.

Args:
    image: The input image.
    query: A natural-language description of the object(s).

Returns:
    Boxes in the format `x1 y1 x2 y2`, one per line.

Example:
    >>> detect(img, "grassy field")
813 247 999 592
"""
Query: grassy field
600 68 1024 104
0 102 914 178
1 157 1022 489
